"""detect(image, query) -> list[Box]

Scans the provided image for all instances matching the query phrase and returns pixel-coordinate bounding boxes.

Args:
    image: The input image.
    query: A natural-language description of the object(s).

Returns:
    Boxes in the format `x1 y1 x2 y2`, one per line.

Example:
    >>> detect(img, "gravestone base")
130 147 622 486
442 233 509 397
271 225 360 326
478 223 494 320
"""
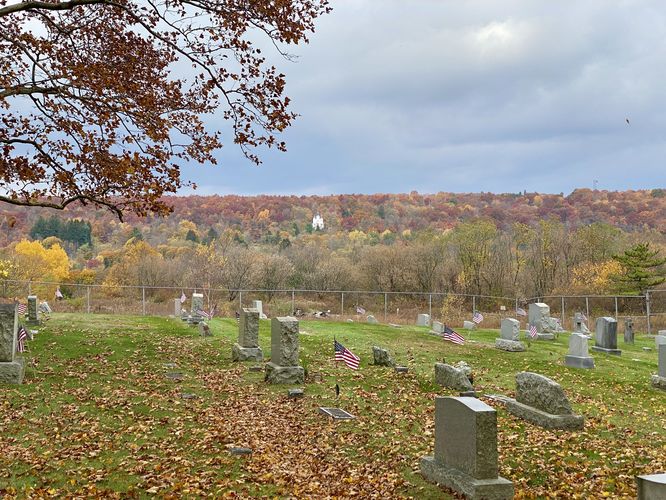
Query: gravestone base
420 456 513 500
564 355 595 369
265 362 304 384
591 346 622 356
494 338 526 352
503 398 584 430
232 344 263 362
536 332 555 340
0 358 25 384
651 375 666 391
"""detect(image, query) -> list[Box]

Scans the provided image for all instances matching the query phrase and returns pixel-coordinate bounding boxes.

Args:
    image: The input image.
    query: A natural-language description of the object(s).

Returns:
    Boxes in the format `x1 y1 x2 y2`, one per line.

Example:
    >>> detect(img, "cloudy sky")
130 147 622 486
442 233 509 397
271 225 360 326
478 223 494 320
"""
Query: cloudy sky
182 0 666 196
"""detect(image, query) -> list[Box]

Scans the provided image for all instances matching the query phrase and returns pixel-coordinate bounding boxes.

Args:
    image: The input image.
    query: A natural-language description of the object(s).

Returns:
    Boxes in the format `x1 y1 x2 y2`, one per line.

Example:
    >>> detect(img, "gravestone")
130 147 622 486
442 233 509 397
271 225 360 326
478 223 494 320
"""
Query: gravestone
573 312 590 334
251 299 268 319
495 318 525 352
198 321 211 337
624 318 634 344
417 314 431 327
501 372 584 430
265 316 304 384
27 295 39 325
637 473 666 499
463 321 476 330
432 321 444 334
372 346 395 367
190 293 204 323
420 396 513 499
434 363 473 392
0 304 25 384
232 308 263 362
564 333 595 369
174 298 182 317
592 317 621 355
651 344 666 391
528 302 560 338
655 335 666 348
366 315 379 324
38 301 52 314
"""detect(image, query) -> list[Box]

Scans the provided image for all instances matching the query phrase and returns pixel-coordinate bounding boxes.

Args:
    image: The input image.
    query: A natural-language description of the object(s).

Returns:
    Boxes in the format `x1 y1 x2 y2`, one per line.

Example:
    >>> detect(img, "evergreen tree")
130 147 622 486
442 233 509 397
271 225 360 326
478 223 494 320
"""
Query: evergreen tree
612 243 666 294
185 229 199 243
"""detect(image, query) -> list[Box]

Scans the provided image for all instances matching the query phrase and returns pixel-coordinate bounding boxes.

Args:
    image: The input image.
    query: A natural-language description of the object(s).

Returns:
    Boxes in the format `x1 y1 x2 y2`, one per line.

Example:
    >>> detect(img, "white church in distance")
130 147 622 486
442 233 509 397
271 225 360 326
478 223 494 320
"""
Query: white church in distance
312 213 324 231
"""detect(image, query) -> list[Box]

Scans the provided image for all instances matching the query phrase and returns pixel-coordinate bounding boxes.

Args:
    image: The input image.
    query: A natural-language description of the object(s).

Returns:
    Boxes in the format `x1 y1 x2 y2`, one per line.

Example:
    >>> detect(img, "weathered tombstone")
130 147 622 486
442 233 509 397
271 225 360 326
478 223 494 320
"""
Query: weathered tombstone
420 396 513 499
573 312 590 334
366 315 379 324
501 372 584 430
232 308 263 362
651 344 666 391
265 316 304 384
655 335 666 348
190 293 204 323
251 299 268 319
432 321 444 334
495 318 525 352
637 473 666 499
434 363 473 392
0 304 25 384
416 314 431 327
463 320 476 330
174 298 182 317
624 318 634 344
38 301 52 314
26 295 39 325
564 333 595 369
592 317 621 355
372 346 395 367
198 321 212 337
528 302 560 338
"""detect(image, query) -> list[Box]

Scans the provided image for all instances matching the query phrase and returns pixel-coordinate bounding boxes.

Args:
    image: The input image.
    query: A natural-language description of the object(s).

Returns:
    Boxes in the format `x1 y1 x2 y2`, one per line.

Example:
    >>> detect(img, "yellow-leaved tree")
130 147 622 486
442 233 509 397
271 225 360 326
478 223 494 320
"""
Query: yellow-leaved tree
12 239 70 297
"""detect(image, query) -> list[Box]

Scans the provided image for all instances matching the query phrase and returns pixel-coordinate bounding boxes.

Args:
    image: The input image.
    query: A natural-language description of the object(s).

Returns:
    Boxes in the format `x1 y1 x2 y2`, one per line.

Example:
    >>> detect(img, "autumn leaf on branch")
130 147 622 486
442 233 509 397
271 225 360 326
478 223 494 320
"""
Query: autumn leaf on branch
0 0 331 219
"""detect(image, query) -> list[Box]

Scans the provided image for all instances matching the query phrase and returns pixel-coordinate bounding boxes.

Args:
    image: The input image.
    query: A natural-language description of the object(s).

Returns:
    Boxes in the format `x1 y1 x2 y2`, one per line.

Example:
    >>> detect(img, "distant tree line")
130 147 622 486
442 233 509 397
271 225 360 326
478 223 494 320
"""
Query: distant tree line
29 216 92 248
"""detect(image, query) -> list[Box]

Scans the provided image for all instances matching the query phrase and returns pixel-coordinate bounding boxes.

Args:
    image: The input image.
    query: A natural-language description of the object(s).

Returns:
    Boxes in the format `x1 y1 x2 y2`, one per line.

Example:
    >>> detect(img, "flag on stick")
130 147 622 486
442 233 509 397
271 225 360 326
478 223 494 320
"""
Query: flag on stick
580 312 587 321
55 288 63 299
196 307 214 320
516 307 527 316
17 303 27 316
180 292 187 303
528 324 538 339
334 339 360 370
443 326 465 345
17 326 27 353
472 311 484 324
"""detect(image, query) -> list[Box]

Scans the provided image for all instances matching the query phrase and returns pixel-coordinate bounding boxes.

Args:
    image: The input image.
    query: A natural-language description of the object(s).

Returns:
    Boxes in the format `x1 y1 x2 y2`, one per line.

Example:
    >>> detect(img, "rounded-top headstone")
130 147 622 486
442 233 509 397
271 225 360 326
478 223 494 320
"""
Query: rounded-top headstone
515 372 574 415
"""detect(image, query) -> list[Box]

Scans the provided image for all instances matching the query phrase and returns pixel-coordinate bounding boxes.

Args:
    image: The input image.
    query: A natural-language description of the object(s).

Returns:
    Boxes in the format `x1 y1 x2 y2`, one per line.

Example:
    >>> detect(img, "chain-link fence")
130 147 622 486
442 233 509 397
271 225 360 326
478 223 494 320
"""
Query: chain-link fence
2 279 664 334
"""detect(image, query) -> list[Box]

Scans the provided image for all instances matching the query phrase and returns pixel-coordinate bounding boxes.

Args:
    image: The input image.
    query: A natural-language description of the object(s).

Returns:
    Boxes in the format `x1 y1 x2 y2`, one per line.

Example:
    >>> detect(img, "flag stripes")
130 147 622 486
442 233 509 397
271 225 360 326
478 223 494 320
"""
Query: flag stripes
334 339 360 369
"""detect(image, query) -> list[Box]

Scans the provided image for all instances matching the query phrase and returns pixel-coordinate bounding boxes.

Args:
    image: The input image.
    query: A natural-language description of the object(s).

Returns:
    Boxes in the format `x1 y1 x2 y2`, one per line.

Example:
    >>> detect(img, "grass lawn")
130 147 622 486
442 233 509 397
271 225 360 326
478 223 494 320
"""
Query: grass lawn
1 313 664 498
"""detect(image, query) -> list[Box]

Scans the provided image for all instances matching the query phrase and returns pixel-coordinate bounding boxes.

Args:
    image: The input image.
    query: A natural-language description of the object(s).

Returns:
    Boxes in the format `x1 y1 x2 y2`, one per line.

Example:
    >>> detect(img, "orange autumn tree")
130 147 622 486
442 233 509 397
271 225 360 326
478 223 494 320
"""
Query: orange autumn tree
0 0 330 219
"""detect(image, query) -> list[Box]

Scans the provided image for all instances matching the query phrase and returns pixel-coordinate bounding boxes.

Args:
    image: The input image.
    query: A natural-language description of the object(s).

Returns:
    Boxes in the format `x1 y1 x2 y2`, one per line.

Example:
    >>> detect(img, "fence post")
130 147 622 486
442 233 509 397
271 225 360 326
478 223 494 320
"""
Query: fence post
142 287 146 316
646 291 651 336
585 297 590 321
86 286 91 314
614 296 618 320
292 289 295 315
28 281 31 295
384 293 388 323
429 293 432 319
561 296 565 327
341 292 344 316
239 291 242 312
472 296 476 314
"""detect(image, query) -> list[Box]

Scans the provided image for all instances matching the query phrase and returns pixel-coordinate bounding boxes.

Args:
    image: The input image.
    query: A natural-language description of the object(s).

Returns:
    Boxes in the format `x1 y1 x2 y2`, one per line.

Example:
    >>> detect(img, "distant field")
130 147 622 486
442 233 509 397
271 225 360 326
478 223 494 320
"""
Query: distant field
0 314 664 498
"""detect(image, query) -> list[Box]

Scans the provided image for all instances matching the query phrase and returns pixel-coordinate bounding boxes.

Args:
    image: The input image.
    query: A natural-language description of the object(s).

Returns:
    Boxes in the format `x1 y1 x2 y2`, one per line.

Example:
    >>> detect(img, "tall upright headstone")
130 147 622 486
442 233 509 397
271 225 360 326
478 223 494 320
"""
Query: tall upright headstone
251 300 267 319
189 292 204 323
27 295 39 325
265 317 304 384
624 318 634 344
651 344 666 391
591 317 621 355
528 302 560 338
420 396 513 499
0 303 25 384
232 308 263 362
573 312 590 334
174 298 182 317
564 333 595 369
495 318 525 352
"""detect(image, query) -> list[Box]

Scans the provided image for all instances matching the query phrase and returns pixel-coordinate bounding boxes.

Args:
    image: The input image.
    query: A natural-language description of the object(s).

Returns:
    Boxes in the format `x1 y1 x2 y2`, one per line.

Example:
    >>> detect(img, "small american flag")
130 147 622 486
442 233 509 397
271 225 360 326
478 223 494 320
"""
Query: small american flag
356 306 366 315
55 288 63 299
17 326 27 353
196 307 214 320
528 324 538 339
580 312 587 321
180 292 186 303
516 307 527 316
443 326 465 345
17 303 27 316
472 311 484 324
334 339 360 370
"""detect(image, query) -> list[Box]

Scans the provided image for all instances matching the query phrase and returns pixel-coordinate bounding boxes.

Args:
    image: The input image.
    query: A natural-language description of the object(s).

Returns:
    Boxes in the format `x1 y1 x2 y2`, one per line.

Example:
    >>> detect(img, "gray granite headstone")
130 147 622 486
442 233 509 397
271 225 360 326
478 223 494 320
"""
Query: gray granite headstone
0 304 25 384
265 316 304 384
463 320 476 330
420 396 513 499
565 333 595 369
652 344 666 391
198 321 211 337
366 315 379 324
432 321 444 334
232 308 263 362
174 298 182 316
573 312 590 334
372 346 395 367
592 317 621 355
528 303 550 333
624 318 634 344
655 335 666 348
417 314 431 327
637 473 666 500
191 293 204 320
500 318 520 341
27 295 39 324
434 363 473 392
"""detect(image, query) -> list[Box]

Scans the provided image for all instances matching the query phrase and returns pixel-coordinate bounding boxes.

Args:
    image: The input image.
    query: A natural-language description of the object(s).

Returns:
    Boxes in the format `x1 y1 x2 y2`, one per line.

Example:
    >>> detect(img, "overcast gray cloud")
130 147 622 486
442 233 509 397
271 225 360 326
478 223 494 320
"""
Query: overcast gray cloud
182 0 666 196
